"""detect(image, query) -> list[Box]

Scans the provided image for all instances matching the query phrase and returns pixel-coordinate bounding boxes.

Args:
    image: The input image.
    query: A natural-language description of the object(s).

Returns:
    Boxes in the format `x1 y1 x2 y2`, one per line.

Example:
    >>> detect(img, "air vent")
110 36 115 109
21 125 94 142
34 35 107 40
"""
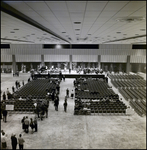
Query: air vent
116 16 145 23
140 29 145 31
74 22 81 24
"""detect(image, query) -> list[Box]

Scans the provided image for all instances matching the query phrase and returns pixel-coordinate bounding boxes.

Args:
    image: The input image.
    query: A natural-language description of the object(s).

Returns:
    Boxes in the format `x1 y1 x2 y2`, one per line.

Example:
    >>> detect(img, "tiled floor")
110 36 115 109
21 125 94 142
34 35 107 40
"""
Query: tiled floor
1 72 146 149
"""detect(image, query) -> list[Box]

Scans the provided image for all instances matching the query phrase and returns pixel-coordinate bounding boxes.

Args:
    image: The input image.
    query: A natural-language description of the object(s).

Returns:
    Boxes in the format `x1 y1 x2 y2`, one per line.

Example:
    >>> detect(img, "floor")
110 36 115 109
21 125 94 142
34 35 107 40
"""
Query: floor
1 72 146 149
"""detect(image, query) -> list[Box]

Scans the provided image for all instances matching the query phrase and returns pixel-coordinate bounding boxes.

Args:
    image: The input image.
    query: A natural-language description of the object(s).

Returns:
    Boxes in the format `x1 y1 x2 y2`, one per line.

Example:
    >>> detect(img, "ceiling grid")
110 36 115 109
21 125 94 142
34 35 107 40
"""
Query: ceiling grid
1 1 146 44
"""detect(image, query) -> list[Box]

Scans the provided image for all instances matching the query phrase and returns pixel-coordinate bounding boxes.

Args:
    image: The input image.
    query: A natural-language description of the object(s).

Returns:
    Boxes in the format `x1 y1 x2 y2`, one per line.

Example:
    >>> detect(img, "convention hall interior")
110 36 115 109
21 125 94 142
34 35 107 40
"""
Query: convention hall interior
1 1 146 149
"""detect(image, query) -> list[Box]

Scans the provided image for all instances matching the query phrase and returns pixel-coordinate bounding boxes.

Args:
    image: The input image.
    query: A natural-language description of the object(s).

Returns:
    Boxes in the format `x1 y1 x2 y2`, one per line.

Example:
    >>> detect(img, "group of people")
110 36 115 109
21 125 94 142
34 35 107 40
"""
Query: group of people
21 116 38 134
1 80 25 101
1 130 25 150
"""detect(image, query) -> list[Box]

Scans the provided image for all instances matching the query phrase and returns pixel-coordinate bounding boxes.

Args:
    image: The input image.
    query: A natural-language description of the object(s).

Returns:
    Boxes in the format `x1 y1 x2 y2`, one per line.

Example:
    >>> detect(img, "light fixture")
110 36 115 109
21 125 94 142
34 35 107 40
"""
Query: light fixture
140 29 145 31
116 16 145 23
56 44 61 49
74 22 81 24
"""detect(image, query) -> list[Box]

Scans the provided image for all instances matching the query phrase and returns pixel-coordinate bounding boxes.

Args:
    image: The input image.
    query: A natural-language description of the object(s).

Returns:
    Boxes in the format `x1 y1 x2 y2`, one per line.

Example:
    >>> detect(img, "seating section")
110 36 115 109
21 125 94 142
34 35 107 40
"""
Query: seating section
75 78 115 99
74 78 127 115
109 74 146 116
14 99 35 112
108 74 143 80
4 99 35 112
74 99 127 115
14 78 60 99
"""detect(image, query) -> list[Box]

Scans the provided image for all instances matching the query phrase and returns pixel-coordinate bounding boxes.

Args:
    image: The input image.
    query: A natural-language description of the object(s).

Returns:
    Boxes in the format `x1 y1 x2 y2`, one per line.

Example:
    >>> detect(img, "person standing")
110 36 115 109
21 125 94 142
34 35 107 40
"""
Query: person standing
12 86 15 93
66 88 69 98
18 134 25 150
22 80 24 86
63 100 68 112
11 134 17 150
71 90 74 99
1 132 7 149
2 109 7 123
15 80 18 89
21 116 26 132
3 92 6 101
63 75 65 81
30 118 34 134
54 97 59 111
33 117 38 132
24 116 29 133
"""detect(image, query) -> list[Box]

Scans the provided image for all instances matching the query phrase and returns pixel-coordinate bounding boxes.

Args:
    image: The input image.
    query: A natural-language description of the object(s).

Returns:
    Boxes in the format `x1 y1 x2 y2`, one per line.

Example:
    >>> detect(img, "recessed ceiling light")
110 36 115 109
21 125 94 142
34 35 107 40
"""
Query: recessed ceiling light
13 29 19 30
116 16 145 22
140 29 145 31
74 22 81 24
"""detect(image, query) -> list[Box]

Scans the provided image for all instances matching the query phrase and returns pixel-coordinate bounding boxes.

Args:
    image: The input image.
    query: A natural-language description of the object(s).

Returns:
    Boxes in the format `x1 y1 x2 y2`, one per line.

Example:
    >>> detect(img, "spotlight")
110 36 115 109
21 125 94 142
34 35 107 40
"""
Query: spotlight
56 44 61 49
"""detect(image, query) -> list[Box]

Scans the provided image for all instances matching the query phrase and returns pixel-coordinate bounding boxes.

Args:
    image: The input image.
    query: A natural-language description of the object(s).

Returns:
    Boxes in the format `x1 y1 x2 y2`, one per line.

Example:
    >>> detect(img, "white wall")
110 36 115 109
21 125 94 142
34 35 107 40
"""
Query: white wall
1 44 146 63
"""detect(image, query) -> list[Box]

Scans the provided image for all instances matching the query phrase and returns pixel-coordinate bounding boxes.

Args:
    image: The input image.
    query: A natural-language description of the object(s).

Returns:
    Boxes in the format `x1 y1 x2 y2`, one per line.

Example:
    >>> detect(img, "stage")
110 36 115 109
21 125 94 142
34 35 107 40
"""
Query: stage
33 70 106 79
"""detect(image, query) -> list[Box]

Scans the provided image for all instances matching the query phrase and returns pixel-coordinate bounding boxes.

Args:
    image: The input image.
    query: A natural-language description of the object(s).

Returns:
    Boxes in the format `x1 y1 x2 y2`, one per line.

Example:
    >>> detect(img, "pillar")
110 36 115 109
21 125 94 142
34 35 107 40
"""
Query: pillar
69 44 72 70
126 55 130 73
12 55 16 73
98 55 101 69
138 64 141 72
41 55 44 66
69 55 72 70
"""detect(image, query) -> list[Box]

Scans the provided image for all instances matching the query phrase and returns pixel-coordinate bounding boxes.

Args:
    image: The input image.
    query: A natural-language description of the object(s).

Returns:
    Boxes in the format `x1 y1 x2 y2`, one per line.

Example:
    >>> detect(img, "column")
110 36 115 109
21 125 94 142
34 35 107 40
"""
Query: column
69 55 72 70
12 55 16 74
126 55 130 73
98 55 101 69
41 55 44 66
138 64 141 72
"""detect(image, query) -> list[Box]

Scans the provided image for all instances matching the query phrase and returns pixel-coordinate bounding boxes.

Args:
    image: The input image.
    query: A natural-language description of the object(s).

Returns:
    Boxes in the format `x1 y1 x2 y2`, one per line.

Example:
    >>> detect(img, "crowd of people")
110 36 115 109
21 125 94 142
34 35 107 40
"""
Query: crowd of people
1 130 25 150
1 70 76 149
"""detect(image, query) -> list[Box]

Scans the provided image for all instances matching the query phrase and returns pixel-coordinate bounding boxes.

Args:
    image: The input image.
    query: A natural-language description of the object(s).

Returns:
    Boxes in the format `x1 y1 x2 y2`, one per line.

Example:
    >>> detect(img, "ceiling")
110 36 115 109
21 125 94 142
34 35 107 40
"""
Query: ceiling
1 1 146 44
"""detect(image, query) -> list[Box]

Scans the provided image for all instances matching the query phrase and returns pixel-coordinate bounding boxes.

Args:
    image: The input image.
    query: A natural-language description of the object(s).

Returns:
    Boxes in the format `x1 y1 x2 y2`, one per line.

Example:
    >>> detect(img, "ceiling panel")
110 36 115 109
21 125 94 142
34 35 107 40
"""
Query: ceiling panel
86 2 107 11
25 2 50 11
66 2 86 12
1 1 146 44
45 2 68 11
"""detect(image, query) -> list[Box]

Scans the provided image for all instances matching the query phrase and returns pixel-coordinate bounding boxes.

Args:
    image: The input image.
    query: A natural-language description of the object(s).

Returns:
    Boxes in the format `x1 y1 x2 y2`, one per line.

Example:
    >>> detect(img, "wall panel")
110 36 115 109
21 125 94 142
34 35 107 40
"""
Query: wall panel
44 55 69 62
73 55 97 62
15 55 41 62
101 55 127 62
130 56 146 63
1 55 12 62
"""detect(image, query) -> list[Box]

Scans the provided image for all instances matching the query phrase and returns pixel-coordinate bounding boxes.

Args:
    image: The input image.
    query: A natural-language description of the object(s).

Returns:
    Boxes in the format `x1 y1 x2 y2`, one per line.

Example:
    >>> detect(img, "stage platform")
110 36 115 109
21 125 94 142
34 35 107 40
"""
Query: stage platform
34 73 105 79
